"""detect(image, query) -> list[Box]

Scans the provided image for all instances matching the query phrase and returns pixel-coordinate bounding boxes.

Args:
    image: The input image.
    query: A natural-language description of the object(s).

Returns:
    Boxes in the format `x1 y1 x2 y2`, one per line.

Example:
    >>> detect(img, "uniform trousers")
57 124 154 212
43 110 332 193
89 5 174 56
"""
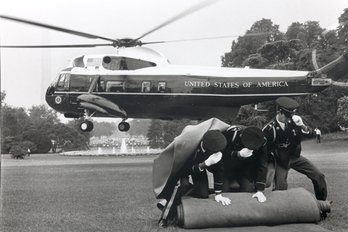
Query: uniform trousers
222 172 255 193
274 155 327 200
179 170 210 199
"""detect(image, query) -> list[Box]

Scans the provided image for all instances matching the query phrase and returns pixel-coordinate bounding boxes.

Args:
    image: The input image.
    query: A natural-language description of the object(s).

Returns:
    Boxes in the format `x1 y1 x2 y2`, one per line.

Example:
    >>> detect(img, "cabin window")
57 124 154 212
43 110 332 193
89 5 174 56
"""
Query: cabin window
158 82 166 92
106 81 125 92
142 81 151 93
126 58 156 70
69 75 93 92
102 56 156 70
56 73 70 91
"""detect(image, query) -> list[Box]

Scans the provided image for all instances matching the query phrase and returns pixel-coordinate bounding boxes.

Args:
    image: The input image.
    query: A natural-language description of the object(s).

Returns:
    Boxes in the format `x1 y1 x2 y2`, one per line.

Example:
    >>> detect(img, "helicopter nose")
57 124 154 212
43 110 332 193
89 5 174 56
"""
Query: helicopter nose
46 85 55 96
45 85 61 110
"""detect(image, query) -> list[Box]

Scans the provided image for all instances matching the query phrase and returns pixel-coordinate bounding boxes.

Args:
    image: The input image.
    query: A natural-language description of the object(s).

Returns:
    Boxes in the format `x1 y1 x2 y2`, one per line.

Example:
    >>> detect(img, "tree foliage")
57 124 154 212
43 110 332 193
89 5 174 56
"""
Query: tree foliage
337 96 348 127
90 121 117 137
1 98 89 155
147 119 193 148
128 119 151 137
222 19 283 67
222 10 348 132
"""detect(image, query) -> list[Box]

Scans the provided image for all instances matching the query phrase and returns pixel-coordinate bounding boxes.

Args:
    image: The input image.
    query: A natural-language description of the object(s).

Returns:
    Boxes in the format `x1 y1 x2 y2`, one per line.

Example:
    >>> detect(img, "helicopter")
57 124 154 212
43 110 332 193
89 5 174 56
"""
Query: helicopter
1 1 347 132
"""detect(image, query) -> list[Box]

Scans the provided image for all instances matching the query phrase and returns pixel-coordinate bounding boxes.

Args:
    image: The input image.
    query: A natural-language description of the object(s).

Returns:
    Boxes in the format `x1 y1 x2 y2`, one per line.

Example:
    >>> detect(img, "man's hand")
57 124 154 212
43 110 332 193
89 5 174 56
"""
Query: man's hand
292 115 310 132
292 115 305 127
204 152 222 166
252 191 266 203
238 148 253 158
214 194 231 206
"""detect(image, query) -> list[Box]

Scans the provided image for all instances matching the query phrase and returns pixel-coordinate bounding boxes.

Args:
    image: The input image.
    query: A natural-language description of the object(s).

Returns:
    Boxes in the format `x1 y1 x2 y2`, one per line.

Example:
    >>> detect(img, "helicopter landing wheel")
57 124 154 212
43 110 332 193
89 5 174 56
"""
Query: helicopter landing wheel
80 120 94 132
118 121 130 132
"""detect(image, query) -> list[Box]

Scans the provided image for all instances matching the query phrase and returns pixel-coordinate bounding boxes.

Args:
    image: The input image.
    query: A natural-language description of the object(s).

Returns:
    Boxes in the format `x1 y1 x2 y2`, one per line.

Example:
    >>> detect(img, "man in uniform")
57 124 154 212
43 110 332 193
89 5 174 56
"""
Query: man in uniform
222 126 268 203
263 97 327 200
154 123 231 226
179 130 231 205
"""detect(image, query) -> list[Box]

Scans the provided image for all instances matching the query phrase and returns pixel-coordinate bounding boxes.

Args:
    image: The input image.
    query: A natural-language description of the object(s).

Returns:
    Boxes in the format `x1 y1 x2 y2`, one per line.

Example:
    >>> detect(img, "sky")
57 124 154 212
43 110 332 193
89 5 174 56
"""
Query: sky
0 0 347 109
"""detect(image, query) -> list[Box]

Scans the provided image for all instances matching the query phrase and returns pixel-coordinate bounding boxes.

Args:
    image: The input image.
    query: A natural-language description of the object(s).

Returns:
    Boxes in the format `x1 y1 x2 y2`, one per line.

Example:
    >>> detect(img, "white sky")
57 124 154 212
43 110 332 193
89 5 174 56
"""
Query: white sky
0 0 347 108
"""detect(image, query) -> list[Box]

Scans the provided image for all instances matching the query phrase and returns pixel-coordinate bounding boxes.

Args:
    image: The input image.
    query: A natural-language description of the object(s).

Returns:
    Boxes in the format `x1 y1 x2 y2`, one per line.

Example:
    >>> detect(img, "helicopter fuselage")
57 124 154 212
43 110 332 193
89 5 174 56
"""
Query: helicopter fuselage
45 48 330 122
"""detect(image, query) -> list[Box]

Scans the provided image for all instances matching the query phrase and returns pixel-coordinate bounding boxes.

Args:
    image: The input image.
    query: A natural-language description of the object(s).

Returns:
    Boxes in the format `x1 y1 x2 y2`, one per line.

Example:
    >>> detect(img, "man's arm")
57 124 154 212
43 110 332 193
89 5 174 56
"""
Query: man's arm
208 162 231 206
254 144 268 192
292 115 312 137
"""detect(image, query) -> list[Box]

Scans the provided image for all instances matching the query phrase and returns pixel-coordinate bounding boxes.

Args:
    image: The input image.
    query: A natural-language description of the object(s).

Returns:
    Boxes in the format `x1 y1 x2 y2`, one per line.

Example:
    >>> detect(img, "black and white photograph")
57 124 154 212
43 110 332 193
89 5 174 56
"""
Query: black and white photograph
1 0 347 231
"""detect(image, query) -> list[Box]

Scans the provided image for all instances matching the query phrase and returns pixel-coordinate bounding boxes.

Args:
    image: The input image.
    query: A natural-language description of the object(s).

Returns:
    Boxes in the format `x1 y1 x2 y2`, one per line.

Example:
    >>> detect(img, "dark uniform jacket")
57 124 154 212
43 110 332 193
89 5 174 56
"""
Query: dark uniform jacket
222 126 268 191
263 117 312 168
153 118 230 200
185 146 224 193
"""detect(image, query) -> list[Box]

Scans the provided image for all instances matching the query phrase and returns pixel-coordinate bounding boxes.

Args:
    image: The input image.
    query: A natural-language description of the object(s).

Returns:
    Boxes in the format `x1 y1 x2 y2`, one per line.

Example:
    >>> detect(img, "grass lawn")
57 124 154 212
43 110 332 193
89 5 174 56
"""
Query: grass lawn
1 136 348 232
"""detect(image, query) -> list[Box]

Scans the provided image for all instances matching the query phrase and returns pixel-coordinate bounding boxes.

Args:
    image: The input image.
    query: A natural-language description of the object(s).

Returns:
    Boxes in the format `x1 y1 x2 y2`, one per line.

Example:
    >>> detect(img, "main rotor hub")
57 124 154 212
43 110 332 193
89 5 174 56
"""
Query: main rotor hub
113 38 143 48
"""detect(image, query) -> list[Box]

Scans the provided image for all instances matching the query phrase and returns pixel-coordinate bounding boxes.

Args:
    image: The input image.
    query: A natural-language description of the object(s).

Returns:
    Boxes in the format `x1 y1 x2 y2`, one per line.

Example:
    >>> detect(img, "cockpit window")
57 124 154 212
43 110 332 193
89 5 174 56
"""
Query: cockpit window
56 73 70 91
70 75 93 92
102 56 156 70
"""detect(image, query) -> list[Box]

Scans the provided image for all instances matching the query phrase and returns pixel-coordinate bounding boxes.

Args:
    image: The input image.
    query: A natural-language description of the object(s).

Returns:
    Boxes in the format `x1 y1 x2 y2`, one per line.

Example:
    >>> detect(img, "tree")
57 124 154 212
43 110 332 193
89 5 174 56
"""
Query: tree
242 54 269 69
1 106 30 137
21 123 52 153
222 19 283 67
232 105 268 128
285 21 324 47
337 8 348 45
1 99 90 154
286 22 306 40
9 145 27 159
90 121 118 137
1 91 6 106
28 105 59 125
303 21 324 47
147 121 165 148
147 119 193 148
337 96 348 128
222 12 348 134
128 119 151 137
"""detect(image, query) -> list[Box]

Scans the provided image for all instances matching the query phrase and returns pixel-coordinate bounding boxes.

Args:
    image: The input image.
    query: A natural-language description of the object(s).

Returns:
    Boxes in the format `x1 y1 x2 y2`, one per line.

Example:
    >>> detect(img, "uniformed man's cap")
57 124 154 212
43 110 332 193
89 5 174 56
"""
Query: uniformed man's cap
276 97 299 114
201 130 227 153
240 127 265 150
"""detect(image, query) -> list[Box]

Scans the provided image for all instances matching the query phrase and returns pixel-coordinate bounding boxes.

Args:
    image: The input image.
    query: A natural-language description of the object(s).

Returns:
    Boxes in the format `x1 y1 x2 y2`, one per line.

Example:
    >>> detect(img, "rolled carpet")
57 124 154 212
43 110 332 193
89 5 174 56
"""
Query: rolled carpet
177 188 330 229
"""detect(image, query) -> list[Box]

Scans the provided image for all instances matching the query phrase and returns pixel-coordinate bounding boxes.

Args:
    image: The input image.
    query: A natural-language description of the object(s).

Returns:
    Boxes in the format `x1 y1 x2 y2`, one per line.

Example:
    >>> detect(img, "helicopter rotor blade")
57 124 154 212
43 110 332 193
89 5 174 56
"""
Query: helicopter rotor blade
0 15 116 42
133 0 219 43
141 32 271 45
0 43 114 48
